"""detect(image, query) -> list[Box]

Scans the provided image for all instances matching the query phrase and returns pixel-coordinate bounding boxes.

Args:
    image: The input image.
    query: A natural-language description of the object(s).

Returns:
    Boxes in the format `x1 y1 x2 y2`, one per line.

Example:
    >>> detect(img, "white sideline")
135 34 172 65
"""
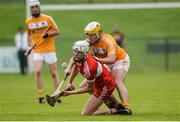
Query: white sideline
41 2 180 11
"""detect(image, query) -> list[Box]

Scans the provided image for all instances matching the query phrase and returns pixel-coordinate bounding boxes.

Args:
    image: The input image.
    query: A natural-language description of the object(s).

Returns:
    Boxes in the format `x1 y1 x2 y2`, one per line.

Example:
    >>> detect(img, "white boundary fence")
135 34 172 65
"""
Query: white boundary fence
0 47 19 73
26 2 180 17
41 2 180 11
0 46 34 73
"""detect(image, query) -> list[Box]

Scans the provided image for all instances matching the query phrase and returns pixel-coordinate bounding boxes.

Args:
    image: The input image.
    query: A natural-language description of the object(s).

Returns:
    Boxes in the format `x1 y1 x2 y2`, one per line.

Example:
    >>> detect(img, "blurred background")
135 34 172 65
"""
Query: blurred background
0 0 180 73
0 0 180 121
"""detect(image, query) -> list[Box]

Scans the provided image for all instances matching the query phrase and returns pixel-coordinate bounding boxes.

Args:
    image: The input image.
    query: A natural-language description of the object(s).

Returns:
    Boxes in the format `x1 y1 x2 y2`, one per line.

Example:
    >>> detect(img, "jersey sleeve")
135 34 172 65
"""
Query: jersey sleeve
104 37 116 57
48 16 59 30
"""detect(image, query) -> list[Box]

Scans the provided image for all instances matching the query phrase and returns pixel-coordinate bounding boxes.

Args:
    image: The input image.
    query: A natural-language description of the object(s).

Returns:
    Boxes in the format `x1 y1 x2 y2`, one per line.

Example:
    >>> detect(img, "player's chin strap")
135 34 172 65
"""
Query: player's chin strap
73 54 87 63
73 58 85 62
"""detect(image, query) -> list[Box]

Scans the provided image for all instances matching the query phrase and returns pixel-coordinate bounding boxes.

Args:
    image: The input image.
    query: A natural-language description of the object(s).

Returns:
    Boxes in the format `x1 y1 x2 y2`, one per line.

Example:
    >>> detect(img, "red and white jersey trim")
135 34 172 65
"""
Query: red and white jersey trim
86 62 103 83
83 61 91 78
96 62 103 77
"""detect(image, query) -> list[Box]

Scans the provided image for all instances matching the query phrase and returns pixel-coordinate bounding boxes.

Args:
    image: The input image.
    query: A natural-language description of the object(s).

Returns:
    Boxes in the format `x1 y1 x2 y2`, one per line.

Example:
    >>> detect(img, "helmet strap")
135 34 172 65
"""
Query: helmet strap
95 33 100 42
73 53 87 62
32 13 40 17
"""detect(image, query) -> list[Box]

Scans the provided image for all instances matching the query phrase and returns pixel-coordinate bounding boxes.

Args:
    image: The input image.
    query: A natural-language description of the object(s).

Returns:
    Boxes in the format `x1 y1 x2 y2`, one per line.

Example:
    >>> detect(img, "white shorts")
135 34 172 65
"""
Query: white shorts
109 55 130 72
33 52 57 64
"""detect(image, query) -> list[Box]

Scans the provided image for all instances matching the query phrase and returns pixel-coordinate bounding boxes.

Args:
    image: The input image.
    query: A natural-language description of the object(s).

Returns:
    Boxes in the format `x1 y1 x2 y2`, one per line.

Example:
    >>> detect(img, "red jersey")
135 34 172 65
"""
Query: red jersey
75 53 115 102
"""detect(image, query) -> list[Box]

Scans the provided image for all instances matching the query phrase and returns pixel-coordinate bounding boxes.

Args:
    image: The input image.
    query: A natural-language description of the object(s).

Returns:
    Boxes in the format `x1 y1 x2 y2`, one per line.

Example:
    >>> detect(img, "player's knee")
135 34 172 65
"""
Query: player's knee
93 112 98 115
35 70 41 76
81 111 91 115
115 80 124 85
79 83 85 88
81 111 86 115
50 70 57 78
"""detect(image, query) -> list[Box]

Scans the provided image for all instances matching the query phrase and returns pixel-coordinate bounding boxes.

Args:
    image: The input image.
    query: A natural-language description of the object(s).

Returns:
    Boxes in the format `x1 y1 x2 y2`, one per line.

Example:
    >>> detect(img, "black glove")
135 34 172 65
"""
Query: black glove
42 33 48 38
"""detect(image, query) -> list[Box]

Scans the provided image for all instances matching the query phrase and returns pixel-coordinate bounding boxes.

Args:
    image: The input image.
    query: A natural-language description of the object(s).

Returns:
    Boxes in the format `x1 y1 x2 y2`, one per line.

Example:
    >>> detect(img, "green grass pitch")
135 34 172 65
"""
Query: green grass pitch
0 72 180 120
0 3 180 121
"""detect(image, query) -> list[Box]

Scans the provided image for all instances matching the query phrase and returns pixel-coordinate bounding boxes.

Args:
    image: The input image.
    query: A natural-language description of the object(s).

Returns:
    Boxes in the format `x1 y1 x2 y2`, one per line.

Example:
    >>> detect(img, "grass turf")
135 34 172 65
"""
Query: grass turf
0 72 180 120
0 3 180 121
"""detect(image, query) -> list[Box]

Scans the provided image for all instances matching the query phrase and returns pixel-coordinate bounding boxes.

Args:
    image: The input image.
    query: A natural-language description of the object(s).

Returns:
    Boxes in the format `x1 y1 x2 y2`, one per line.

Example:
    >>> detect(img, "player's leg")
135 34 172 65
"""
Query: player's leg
113 69 129 106
112 55 131 109
48 62 60 89
81 95 103 115
34 60 44 103
46 53 61 103
93 91 132 115
93 108 111 115
45 53 60 90
46 64 77 107
93 103 132 115
106 94 122 108
79 79 121 108
80 93 124 115
90 84 117 115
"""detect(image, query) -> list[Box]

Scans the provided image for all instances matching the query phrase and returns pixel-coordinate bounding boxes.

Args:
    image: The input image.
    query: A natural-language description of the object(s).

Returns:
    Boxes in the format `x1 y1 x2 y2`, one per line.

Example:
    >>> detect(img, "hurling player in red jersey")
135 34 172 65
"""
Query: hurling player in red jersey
46 40 131 115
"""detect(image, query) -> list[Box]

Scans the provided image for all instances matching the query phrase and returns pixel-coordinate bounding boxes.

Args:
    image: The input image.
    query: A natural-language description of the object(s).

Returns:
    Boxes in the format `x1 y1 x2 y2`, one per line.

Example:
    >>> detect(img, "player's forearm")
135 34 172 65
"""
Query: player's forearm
68 65 79 84
27 35 32 47
72 82 93 94
47 29 60 37
72 85 92 95
98 55 116 64
66 57 75 71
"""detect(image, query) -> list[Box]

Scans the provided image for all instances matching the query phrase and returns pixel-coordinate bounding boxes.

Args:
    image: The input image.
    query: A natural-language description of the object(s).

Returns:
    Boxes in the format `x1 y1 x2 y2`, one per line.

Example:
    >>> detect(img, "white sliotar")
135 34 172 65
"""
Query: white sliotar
61 62 67 69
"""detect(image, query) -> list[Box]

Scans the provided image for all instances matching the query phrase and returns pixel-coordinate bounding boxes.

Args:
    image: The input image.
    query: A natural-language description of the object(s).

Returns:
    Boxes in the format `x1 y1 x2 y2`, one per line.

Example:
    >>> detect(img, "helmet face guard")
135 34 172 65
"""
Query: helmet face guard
85 33 100 44
73 40 89 53
29 0 41 17
73 40 89 62
84 21 102 44
30 6 41 17
29 0 40 7
84 21 102 35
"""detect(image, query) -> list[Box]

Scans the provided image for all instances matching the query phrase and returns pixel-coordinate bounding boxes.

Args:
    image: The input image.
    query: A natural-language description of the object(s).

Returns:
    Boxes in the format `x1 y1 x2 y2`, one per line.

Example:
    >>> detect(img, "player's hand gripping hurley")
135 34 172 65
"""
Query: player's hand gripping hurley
50 74 69 97
46 74 69 107
24 24 52 56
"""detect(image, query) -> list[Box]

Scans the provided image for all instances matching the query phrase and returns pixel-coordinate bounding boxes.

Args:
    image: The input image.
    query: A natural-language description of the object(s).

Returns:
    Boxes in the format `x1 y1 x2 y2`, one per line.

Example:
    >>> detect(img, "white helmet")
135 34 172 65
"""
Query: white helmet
84 21 102 35
29 0 40 7
73 40 89 53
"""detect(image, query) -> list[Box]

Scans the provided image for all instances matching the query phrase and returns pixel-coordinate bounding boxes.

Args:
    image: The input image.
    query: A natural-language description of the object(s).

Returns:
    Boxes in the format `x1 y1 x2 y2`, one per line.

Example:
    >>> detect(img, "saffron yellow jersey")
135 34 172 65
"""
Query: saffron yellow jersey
90 34 127 61
25 14 59 53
